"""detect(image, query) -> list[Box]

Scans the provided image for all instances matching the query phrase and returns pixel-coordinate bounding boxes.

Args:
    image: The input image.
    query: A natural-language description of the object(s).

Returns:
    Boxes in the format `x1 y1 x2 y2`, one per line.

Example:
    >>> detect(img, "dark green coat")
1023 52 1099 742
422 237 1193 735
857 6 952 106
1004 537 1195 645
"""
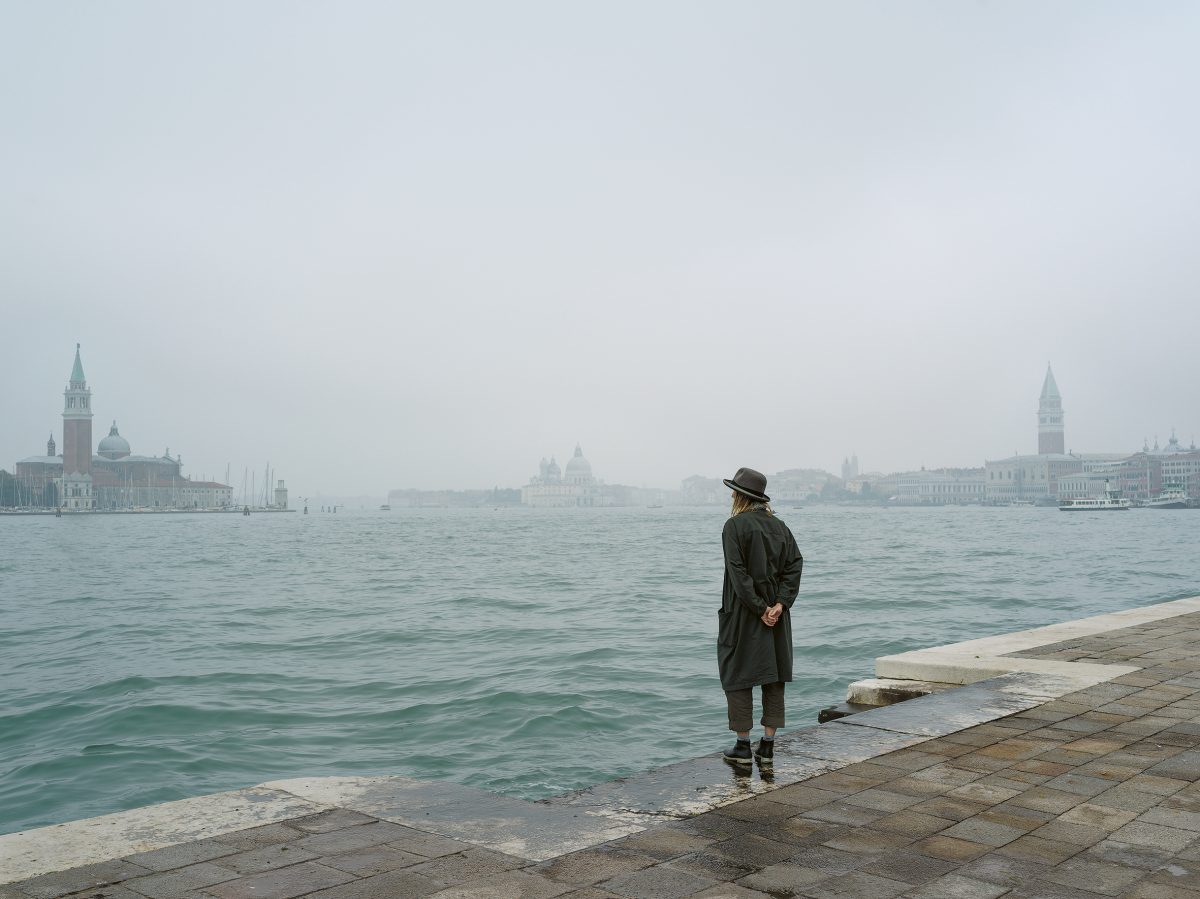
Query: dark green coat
718 510 804 691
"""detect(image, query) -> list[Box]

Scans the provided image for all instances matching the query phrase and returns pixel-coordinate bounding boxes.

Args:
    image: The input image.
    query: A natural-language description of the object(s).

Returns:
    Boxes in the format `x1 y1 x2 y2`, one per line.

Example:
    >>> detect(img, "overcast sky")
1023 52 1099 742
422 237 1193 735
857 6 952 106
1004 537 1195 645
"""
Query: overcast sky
2 1 1198 495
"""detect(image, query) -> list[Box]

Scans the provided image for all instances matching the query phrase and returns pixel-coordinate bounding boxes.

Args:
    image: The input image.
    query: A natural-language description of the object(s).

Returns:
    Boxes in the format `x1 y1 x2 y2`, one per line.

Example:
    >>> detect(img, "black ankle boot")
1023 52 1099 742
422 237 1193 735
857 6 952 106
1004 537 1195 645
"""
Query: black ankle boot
754 739 774 764
723 738 753 764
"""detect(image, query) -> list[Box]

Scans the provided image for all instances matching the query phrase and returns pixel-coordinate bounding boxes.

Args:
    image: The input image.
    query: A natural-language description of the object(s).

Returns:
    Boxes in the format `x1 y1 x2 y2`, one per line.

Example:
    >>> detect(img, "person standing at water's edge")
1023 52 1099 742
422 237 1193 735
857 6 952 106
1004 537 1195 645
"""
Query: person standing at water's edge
718 467 803 766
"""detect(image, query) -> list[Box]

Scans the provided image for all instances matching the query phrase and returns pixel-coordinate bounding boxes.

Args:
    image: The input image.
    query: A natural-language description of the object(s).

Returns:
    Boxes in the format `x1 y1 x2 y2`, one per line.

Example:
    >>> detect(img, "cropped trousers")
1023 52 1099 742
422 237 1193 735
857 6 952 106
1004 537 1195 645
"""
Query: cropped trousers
724 681 785 732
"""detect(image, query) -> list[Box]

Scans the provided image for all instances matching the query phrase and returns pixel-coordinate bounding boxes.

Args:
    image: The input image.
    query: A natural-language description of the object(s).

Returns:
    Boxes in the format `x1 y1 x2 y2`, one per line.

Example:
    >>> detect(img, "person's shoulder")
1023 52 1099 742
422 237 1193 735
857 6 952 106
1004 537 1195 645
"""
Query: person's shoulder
766 513 796 537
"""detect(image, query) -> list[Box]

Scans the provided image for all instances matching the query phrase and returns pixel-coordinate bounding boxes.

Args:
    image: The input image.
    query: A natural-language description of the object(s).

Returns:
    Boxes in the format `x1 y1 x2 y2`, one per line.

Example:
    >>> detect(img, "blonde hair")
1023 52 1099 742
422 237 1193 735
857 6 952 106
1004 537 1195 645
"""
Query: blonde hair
731 492 774 516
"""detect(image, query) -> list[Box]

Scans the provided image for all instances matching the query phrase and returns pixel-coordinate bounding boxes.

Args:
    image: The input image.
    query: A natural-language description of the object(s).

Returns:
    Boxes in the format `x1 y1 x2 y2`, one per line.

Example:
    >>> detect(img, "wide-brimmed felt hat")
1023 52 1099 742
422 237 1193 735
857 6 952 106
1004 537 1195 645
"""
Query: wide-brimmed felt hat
723 467 770 503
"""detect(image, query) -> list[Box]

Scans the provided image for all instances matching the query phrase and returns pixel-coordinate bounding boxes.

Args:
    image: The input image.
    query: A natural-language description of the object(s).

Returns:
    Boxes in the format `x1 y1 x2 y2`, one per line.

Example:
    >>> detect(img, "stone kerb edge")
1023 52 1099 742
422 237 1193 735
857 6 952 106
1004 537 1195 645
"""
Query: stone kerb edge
874 594 1200 687
0 787 333 886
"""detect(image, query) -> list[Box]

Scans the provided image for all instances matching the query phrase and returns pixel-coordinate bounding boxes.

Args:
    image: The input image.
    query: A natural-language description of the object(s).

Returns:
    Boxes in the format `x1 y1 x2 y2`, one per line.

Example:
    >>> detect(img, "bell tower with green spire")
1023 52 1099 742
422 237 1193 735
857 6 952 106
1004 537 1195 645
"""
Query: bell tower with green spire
61 343 94 509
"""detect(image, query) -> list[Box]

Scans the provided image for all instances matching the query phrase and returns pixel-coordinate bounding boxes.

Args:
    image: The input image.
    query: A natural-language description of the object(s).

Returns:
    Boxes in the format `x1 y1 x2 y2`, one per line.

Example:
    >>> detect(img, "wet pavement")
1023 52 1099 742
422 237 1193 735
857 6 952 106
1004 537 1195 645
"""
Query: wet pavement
7 609 1200 898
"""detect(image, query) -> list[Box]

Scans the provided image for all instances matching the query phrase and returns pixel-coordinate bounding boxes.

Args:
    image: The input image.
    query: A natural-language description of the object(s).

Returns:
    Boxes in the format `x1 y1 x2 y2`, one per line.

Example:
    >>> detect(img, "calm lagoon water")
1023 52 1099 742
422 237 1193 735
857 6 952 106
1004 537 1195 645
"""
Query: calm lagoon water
2 504 1199 835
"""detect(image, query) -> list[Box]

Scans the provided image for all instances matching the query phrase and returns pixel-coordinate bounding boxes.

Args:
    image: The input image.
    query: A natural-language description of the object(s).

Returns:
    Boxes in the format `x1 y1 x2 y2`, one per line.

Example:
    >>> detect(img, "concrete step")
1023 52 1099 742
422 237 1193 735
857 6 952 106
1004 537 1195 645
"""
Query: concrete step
845 677 957 706
817 701 883 723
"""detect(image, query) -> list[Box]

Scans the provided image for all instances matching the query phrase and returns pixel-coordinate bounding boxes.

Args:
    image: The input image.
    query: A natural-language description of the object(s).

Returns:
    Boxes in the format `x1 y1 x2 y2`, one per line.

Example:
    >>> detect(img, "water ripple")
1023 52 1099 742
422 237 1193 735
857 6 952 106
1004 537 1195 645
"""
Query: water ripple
1 505 1199 834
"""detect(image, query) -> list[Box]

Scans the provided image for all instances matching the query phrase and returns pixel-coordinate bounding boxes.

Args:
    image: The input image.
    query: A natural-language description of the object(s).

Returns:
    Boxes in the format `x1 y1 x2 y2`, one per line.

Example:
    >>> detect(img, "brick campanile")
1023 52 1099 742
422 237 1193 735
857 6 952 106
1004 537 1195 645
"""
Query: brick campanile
1037 363 1065 455
61 343 94 509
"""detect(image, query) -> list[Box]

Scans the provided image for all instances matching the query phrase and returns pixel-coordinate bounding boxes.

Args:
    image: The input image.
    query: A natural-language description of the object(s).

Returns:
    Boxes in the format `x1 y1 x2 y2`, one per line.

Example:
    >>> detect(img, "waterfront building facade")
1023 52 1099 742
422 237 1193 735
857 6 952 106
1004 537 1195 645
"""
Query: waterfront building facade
984 454 1080 503
896 467 986 505
11 346 233 510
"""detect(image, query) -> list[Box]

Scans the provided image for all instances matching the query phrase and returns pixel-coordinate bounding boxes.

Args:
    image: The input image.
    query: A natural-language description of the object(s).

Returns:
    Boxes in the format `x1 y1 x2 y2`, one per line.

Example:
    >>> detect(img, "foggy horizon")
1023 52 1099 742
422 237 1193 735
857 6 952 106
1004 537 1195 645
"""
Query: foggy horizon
4 2 1199 496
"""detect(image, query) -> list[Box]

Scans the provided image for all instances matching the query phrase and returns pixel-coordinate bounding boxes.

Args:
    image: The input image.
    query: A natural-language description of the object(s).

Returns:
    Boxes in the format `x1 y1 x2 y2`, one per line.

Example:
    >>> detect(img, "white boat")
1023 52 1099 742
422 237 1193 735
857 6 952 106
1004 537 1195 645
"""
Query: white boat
1059 481 1131 512
1146 488 1188 510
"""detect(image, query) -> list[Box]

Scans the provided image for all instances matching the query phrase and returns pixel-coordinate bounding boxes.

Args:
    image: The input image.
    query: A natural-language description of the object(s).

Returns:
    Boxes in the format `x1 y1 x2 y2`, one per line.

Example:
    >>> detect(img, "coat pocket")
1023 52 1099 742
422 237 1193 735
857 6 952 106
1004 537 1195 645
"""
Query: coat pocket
717 608 739 647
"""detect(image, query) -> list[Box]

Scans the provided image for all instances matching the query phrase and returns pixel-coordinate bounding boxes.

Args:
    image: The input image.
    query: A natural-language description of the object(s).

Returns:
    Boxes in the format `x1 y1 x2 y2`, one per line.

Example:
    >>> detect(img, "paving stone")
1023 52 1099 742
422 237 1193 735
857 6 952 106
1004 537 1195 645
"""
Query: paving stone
601 863 718 899
801 802 887 827
937 817 1027 847
667 851 755 883
785 846 869 875
1042 773 1119 798
1038 856 1147 896
1002 879 1115 898
121 861 242 899
534 847 660 886
1109 821 1199 852
1028 820 1108 848
840 789 923 813
1081 838 1175 870
31 888 144 899
777 818 846 847
210 843 319 875
219 823 308 850
409 849 527 887
994 835 1083 866
866 811 954 838
295 821 414 855
803 772 888 795
793 870 911 898
1139 806 1200 833
882 776 953 798
1147 748 1200 777
907 765 984 789
287 809 378 833
385 827 475 858
708 831 800 868
1090 785 1169 814
1058 803 1139 831
608 828 714 860
736 862 830 895
1128 774 1192 796
716 798 802 824
320 844 426 876
819 829 912 856
858 850 958 885
769 784 846 811
1008 787 1090 815
205 862 355 899
691 885 772 899
978 803 1054 831
123 839 239 871
955 851 1052 887
907 796 991 822
427 868 572 898
945 783 1022 805
840 763 911 781
1124 881 1200 899
909 835 990 863
900 873 1009 899
305 868 443 898
14 860 152 898
866 750 943 773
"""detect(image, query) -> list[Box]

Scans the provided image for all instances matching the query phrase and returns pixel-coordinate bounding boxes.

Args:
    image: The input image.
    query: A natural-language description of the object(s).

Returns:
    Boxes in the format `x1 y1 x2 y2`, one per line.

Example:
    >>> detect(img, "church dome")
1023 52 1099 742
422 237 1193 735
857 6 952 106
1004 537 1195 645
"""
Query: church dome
564 444 593 482
98 421 131 459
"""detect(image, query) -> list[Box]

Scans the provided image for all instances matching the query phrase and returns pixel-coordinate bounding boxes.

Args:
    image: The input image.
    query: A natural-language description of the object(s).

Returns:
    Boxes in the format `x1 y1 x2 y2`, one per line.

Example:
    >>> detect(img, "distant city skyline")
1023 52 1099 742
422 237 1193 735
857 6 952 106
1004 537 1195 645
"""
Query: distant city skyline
3 4 1198 493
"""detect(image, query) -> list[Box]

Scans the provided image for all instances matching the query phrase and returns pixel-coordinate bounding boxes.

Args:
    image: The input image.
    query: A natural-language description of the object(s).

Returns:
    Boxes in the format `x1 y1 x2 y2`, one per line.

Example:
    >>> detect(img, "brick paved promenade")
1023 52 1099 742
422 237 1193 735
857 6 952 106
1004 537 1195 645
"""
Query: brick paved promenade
7 608 1200 898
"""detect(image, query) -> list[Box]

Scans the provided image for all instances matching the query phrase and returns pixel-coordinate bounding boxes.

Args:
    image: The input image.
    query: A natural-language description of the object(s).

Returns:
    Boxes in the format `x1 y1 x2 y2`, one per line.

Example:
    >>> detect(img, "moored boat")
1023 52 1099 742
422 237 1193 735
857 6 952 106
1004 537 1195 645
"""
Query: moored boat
1059 481 1131 511
1145 489 1188 510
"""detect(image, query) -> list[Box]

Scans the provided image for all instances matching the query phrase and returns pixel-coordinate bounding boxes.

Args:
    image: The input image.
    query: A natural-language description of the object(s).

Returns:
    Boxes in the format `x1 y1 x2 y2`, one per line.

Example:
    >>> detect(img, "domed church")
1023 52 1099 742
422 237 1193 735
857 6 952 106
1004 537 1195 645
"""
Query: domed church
521 444 611 507
12 345 233 510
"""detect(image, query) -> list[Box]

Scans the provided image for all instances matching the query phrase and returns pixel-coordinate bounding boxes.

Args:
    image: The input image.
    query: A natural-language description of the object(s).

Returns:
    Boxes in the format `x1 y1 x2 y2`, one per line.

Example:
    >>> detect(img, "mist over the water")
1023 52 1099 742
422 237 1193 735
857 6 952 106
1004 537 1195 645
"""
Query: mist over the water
3 2 1199 496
